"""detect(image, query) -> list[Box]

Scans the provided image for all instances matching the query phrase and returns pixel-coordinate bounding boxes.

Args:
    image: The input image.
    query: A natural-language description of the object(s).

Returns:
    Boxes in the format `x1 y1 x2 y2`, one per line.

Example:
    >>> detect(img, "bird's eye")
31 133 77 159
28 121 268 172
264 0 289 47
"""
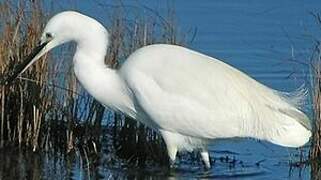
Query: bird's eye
45 33 53 39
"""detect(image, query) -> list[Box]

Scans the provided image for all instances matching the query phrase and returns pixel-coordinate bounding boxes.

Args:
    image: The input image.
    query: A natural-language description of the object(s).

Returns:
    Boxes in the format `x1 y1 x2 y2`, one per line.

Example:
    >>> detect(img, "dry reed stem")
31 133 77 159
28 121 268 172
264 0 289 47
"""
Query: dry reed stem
311 41 321 159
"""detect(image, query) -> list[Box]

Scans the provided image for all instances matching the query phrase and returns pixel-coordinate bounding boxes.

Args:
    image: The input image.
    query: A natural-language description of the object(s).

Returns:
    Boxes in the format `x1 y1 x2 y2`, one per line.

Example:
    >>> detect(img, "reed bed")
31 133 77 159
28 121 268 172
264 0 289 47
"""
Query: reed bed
0 0 187 167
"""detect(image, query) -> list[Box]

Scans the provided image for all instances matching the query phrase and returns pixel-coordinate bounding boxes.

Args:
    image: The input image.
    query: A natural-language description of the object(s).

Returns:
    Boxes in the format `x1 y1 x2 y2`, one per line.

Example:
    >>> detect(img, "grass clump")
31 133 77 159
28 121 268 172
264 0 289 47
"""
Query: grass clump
0 0 188 168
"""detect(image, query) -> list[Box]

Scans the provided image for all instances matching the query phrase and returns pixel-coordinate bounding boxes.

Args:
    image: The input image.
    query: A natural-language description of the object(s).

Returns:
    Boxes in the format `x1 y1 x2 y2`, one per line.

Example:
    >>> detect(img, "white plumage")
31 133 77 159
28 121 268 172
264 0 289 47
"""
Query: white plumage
10 11 311 169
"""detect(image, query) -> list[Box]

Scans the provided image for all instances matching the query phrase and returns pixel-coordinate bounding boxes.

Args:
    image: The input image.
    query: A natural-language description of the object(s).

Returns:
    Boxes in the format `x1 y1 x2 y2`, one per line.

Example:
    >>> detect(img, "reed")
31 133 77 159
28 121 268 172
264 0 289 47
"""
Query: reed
310 43 321 159
0 1 50 150
309 12 321 180
0 0 187 167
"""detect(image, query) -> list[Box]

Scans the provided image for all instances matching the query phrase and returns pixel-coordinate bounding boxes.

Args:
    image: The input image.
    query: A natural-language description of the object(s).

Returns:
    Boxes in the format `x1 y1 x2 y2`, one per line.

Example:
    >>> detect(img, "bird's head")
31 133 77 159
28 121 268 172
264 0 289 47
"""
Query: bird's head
3 11 107 85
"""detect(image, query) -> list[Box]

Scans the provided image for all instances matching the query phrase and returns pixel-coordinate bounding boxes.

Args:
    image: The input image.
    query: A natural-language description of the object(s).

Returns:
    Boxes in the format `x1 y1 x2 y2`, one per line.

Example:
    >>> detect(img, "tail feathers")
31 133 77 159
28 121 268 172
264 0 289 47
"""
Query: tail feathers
277 84 308 109
275 84 311 129
260 85 311 147
278 108 311 130
264 106 311 147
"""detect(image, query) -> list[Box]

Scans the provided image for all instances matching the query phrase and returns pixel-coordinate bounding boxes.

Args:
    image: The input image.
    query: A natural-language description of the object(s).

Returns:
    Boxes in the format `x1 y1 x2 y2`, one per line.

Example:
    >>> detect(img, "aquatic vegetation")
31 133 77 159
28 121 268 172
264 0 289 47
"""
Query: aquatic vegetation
0 0 187 167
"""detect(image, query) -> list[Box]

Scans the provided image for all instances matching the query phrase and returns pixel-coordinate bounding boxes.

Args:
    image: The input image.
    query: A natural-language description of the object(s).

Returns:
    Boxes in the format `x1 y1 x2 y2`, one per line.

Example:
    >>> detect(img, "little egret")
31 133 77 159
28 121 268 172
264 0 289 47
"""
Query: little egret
4 11 311 168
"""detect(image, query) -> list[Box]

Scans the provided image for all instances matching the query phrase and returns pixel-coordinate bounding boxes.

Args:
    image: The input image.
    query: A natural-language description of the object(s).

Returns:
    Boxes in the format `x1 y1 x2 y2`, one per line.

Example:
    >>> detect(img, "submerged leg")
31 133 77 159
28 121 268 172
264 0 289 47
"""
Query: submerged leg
200 150 211 169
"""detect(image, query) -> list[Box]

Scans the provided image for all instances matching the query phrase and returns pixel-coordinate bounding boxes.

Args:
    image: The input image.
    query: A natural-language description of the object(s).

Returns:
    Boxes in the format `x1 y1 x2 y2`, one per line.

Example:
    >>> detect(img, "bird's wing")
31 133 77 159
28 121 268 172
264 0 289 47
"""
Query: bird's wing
120 44 309 141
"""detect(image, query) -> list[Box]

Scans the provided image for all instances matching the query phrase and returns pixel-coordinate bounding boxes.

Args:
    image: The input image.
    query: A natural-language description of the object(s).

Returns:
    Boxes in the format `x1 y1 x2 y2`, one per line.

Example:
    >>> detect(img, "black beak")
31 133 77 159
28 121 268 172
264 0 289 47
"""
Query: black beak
2 42 48 85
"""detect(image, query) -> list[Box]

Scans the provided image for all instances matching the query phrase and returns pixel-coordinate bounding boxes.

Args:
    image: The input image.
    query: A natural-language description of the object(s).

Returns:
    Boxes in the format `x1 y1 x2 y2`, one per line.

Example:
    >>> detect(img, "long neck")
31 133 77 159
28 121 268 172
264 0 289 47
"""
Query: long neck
72 37 136 117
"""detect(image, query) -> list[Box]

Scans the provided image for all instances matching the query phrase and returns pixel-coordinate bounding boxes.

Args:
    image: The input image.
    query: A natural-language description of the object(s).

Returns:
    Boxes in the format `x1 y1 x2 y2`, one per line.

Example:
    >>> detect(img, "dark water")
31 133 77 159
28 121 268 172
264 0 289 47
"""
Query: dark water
1 0 321 179
0 140 310 179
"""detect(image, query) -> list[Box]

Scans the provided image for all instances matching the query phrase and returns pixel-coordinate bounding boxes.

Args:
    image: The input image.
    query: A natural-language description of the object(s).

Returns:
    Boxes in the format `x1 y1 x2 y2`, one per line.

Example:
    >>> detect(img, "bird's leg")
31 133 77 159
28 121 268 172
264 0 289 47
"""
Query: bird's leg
168 146 178 169
160 130 179 169
200 150 211 169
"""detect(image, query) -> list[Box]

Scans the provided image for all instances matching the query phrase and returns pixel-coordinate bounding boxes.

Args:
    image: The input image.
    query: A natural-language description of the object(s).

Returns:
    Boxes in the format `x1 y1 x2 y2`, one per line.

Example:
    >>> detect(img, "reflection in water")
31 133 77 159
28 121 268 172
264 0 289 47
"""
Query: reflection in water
0 142 311 179
0 148 67 180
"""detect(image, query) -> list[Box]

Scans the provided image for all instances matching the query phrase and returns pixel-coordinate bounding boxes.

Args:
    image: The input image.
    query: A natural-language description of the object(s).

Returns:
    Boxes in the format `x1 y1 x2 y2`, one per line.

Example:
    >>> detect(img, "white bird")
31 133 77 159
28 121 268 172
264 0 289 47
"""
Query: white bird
5 11 311 169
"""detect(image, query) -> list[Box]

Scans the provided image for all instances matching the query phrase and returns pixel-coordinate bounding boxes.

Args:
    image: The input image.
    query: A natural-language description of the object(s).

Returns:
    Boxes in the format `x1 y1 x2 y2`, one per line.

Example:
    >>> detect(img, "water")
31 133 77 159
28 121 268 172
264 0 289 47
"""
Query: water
61 0 320 90
0 141 311 179
1 0 320 179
